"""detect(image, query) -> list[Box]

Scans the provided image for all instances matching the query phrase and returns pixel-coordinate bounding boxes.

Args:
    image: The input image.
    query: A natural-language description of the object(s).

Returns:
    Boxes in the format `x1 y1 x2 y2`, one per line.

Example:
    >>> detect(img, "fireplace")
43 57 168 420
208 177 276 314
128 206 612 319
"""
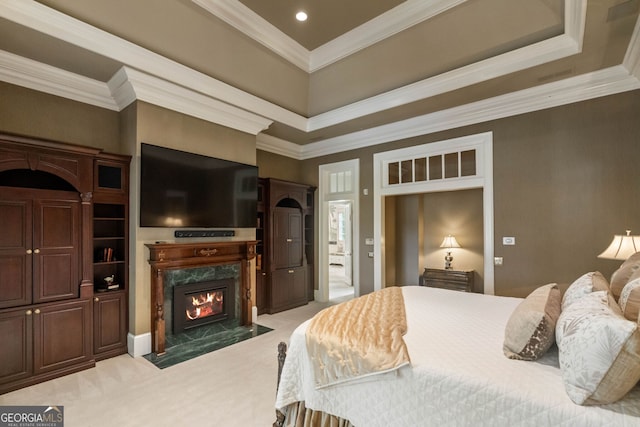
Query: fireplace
146 240 257 355
173 279 235 334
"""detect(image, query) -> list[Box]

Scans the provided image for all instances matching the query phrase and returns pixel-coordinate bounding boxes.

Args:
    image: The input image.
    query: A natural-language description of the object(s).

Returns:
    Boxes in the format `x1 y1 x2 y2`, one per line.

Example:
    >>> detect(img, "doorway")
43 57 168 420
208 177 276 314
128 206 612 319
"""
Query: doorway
318 159 360 303
328 201 354 301
373 132 494 294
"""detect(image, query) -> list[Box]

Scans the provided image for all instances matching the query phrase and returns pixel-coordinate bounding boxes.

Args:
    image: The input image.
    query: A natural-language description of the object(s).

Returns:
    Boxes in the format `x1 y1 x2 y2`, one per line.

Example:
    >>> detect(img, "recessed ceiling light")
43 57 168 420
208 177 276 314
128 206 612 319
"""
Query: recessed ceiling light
296 11 307 22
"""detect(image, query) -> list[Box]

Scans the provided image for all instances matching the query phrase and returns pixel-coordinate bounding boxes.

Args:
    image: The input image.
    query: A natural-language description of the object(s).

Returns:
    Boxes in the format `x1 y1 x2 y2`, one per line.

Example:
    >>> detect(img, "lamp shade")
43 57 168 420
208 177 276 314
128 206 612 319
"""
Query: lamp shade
597 230 640 260
440 235 461 249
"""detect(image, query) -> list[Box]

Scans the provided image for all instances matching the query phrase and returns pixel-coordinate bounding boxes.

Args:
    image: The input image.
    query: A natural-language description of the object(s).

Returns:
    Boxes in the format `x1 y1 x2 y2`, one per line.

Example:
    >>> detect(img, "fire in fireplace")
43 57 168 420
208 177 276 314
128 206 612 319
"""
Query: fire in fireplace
173 279 235 334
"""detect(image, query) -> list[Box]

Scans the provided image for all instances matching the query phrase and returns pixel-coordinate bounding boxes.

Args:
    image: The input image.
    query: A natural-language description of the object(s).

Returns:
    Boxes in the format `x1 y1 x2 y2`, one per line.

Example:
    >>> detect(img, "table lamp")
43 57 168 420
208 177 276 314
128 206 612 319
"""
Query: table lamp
598 230 640 260
440 235 461 269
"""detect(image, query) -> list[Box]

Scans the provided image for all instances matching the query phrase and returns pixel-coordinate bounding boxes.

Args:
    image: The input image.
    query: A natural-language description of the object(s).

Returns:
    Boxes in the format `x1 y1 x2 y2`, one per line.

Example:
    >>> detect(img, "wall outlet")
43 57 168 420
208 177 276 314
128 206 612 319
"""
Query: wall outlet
494 257 503 266
368 251 374 258
365 238 374 245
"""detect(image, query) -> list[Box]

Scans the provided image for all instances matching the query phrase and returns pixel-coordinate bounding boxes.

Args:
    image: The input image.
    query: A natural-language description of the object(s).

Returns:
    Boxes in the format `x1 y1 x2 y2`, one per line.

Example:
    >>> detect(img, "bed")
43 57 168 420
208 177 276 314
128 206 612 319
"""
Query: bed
274 282 640 426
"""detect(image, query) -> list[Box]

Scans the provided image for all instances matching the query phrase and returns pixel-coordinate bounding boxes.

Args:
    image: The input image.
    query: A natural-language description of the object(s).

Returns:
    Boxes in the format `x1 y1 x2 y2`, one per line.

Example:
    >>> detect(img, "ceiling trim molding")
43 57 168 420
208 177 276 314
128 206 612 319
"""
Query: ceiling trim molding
192 0 309 71
310 0 467 71
193 0 468 73
108 67 272 135
256 133 303 159
298 65 640 160
308 0 586 130
623 11 640 79
0 0 307 131
308 33 581 131
0 1 587 135
0 50 118 111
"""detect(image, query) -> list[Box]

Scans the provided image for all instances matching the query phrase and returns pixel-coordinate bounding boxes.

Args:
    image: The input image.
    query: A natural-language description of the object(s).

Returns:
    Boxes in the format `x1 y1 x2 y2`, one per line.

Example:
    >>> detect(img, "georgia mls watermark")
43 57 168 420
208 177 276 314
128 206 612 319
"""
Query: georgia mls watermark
0 406 63 427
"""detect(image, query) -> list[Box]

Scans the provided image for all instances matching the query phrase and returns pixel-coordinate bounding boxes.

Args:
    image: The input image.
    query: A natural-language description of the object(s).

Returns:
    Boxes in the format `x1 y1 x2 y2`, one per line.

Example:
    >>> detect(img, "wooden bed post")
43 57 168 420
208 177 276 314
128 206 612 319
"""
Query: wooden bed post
274 341 287 427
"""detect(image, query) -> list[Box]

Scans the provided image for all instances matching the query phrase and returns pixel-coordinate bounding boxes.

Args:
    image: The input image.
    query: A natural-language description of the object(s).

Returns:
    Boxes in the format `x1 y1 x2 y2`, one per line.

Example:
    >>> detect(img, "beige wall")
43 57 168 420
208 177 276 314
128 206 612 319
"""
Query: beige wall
3 80 640 312
129 102 257 335
0 82 120 151
301 89 640 297
256 150 303 182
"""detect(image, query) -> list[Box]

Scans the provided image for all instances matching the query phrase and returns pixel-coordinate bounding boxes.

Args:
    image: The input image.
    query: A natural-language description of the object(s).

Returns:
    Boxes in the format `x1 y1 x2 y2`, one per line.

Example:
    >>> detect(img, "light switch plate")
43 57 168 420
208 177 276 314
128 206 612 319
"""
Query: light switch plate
503 237 515 245
365 238 374 245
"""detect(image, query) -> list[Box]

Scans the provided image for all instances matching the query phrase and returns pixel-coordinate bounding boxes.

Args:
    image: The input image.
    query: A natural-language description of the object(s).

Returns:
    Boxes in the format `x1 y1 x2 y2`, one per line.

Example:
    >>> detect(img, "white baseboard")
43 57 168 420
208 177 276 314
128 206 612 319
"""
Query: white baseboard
128 332 152 357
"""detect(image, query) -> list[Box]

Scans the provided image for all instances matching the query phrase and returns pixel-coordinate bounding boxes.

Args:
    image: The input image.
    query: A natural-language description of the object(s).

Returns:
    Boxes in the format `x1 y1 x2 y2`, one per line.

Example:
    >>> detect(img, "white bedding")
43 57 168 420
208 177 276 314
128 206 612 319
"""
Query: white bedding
275 286 640 426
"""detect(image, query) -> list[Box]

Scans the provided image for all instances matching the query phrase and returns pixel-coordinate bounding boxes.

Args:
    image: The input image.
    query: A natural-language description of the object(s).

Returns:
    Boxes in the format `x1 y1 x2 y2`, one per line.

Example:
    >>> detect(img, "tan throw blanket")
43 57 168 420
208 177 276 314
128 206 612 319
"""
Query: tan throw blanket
306 286 411 389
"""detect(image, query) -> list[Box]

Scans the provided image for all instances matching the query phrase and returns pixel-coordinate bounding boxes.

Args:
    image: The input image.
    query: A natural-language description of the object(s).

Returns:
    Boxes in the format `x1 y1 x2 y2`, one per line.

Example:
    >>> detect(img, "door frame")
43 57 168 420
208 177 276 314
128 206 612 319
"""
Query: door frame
373 132 495 294
318 159 360 302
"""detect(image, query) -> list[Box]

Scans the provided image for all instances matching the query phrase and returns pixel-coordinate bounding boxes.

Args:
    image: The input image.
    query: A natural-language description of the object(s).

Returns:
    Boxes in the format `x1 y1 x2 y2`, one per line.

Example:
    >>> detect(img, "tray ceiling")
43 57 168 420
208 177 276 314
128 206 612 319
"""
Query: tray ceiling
0 0 638 158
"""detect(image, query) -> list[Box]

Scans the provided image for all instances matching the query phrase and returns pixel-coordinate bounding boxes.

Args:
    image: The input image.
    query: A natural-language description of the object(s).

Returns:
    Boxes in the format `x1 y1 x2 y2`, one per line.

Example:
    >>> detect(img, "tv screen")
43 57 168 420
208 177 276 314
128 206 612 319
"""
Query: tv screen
140 143 257 228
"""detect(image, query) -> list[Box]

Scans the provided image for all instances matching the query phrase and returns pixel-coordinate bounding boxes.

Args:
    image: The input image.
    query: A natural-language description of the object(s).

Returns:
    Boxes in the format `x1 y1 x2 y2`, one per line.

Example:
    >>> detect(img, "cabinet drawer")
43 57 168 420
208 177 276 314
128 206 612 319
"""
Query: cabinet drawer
422 268 474 292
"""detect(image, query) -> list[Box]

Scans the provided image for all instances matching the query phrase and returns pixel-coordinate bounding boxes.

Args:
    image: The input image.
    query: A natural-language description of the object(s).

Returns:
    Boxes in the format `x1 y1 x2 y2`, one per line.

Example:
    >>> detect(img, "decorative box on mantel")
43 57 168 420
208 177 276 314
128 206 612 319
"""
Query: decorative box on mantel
146 240 257 355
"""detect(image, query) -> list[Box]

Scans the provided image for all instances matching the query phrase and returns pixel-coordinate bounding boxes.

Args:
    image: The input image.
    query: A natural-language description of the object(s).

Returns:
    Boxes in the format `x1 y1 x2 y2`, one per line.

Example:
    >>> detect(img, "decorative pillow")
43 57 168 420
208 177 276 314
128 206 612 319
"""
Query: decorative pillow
555 291 640 405
619 277 640 322
503 284 561 361
610 252 640 300
561 271 609 310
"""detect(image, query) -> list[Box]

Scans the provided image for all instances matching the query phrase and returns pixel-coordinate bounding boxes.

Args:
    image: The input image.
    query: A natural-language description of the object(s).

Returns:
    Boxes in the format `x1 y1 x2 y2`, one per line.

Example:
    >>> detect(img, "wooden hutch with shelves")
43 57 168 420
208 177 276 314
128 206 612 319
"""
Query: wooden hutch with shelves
255 178 315 314
0 133 130 394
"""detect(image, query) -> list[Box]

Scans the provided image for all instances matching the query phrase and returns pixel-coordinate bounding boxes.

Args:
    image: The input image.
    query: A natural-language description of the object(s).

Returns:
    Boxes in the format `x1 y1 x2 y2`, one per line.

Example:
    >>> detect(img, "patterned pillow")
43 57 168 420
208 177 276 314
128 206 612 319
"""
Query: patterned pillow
503 284 561 361
555 291 640 405
561 271 609 310
619 277 640 322
610 252 640 300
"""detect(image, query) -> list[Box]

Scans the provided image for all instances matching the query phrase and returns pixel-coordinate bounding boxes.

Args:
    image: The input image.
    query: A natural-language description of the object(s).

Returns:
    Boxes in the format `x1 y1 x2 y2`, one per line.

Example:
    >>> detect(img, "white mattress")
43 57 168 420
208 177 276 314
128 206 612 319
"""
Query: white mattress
275 286 640 426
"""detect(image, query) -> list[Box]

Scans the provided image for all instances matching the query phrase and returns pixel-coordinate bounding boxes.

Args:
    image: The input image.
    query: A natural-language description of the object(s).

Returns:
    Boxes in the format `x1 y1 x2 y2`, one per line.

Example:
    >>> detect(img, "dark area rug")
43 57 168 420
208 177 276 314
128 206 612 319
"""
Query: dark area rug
143 319 272 369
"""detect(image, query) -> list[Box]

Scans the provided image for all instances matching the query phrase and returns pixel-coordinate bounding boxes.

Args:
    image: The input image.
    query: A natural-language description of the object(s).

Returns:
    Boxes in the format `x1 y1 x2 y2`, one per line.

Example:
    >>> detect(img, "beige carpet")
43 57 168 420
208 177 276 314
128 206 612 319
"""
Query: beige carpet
0 300 335 427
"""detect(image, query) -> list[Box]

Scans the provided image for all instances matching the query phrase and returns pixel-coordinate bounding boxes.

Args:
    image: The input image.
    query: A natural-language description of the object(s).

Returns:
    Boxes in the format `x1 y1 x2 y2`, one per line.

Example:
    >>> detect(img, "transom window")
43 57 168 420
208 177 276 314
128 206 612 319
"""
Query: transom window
386 149 477 186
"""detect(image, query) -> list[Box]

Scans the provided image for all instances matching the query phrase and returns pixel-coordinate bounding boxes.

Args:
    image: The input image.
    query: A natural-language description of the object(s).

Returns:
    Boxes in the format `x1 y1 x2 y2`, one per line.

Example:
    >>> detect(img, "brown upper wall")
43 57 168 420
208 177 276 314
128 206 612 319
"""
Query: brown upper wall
2 81 639 299
0 82 120 152
299 89 640 297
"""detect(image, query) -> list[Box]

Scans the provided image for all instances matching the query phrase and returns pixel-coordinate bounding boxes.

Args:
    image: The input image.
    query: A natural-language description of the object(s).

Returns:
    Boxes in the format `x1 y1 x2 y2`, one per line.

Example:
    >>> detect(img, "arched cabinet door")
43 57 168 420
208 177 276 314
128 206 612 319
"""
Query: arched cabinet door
273 207 303 270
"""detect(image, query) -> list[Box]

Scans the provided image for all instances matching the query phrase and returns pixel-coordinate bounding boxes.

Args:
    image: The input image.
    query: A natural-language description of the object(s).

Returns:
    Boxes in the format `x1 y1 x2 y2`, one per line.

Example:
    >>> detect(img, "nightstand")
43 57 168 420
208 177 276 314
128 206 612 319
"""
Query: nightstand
421 268 474 292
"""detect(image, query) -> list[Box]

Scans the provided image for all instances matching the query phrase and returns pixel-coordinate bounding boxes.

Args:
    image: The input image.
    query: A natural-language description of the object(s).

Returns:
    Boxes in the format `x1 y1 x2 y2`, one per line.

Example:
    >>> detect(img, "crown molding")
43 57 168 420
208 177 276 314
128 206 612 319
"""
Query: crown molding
299 66 640 160
193 0 467 73
1 0 637 158
0 50 118 110
308 0 586 131
308 33 581 131
192 0 310 71
0 0 306 131
108 67 272 135
623 11 640 79
256 133 303 159
0 0 587 135
310 0 467 71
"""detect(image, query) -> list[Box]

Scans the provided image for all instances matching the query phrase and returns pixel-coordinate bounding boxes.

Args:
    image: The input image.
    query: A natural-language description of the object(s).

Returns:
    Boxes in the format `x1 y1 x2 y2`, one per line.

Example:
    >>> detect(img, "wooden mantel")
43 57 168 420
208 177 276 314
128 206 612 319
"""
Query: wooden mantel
146 240 257 355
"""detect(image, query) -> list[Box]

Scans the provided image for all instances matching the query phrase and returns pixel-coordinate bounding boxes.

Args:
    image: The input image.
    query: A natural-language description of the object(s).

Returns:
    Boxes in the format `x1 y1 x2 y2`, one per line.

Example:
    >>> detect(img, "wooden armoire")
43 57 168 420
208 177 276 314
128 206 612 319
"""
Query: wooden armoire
256 178 315 314
0 133 130 394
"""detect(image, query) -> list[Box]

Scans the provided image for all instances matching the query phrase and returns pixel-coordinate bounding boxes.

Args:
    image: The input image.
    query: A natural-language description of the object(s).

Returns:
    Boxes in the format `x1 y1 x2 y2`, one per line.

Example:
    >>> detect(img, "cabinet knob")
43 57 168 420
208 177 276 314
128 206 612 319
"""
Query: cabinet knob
34 248 40 254
34 309 40 314
94 297 100 302
26 249 32 254
26 309 32 315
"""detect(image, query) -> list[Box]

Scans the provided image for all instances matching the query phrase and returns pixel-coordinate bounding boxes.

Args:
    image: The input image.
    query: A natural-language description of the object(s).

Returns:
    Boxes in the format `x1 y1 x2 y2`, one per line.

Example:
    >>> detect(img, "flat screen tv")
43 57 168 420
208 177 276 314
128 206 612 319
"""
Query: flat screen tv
140 143 257 228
